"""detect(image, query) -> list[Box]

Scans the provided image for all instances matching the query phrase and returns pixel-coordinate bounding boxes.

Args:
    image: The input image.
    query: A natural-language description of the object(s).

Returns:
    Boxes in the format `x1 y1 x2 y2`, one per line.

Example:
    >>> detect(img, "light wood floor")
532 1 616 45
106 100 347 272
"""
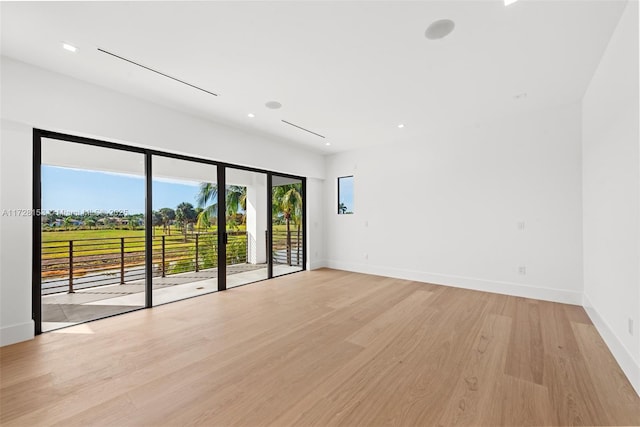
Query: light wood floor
1 269 639 426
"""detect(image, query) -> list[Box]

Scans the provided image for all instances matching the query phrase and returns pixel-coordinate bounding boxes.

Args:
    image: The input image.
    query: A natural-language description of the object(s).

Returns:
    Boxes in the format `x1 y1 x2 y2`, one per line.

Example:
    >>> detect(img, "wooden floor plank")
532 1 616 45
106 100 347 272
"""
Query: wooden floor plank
543 353 609 426
504 298 545 385
346 289 491 427
481 374 556 426
435 314 512 426
538 300 582 359
1 269 638 426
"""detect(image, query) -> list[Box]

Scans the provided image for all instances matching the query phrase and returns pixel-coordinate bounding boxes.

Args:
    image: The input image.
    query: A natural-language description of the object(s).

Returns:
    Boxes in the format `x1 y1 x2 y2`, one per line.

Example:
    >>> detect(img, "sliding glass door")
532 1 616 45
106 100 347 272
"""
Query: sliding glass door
40 138 146 332
152 156 218 304
34 131 307 334
225 168 268 288
271 175 305 277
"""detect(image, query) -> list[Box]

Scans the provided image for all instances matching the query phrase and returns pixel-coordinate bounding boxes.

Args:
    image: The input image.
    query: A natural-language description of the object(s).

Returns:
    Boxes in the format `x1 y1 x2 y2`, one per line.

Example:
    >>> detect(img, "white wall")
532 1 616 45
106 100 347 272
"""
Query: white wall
306 177 326 271
582 0 639 395
0 120 34 346
246 174 268 264
0 57 325 346
325 102 584 304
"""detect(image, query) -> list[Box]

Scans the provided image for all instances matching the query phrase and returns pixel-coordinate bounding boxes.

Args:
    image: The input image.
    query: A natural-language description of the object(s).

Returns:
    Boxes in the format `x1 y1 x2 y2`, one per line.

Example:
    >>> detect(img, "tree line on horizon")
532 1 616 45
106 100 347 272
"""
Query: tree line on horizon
42 183 302 235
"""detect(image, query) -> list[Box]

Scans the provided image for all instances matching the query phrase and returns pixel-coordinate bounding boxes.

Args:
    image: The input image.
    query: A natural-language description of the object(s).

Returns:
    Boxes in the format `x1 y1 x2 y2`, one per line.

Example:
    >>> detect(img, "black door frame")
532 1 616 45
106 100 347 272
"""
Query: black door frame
32 129 306 334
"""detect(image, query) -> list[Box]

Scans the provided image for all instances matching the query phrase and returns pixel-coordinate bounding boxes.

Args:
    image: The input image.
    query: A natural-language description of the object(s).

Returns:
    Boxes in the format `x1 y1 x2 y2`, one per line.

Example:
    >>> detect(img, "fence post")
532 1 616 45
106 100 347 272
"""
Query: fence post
68 240 74 293
195 233 199 272
120 237 125 284
162 235 166 277
297 225 301 266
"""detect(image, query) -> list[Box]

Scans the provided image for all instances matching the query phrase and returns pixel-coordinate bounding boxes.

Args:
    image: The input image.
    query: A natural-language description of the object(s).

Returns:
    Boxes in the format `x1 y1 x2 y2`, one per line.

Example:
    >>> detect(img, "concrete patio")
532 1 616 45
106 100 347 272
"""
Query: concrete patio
42 263 301 332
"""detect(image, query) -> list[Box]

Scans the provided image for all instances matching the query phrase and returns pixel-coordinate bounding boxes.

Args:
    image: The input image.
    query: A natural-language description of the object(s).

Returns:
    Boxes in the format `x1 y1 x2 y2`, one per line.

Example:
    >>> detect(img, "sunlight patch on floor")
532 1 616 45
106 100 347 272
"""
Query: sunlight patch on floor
48 323 95 334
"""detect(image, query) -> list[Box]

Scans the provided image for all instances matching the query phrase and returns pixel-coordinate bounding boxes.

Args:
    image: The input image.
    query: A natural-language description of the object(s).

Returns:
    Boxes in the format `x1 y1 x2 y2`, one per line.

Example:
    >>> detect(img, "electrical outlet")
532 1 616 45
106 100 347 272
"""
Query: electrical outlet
518 266 526 275
364 253 368 260
517 221 525 230
629 318 634 335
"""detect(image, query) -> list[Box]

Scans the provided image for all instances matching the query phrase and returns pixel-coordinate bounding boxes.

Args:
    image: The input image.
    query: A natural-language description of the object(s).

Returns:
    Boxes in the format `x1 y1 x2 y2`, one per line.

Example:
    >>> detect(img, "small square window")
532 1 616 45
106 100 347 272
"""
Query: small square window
338 176 354 214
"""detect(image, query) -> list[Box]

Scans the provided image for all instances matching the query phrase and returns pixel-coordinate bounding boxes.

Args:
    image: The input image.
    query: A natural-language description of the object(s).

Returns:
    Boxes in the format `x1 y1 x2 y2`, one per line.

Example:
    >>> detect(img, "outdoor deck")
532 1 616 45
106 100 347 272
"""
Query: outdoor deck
42 263 300 332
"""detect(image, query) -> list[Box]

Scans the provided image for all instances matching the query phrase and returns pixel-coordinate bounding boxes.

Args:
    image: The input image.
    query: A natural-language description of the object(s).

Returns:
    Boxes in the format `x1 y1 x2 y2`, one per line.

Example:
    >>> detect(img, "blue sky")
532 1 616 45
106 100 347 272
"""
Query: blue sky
42 166 210 214
339 176 354 213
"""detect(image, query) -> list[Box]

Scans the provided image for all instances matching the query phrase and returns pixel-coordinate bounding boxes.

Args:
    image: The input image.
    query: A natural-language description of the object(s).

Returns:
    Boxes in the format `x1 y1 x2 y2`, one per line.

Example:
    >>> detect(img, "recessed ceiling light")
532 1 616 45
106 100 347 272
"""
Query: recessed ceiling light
397 124 405 129
425 19 455 40
504 0 520 6
62 43 77 53
265 101 282 109
247 113 255 118
325 142 331 146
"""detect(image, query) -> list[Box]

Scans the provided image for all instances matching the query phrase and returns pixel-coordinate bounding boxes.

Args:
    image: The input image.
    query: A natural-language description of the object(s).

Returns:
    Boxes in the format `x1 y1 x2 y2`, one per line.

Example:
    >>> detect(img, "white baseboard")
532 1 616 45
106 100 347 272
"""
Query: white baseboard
323 261 638 397
0 320 34 347
583 293 640 397
308 259 327 270
325 260 583 305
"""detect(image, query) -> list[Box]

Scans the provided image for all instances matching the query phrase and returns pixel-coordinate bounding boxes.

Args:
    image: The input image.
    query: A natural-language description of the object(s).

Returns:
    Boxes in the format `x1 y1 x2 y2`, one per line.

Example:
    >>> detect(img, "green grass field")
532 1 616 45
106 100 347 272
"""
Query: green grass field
40 224 294 243
41 226 241 242
42 228 147 242
40 225 295 260
42 227 221 259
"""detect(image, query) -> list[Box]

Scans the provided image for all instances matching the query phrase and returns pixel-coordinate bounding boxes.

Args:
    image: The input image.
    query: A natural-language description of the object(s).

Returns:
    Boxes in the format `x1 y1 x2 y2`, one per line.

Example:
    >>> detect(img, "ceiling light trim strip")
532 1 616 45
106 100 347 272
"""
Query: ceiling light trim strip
281 120 326 139
97 48 219 97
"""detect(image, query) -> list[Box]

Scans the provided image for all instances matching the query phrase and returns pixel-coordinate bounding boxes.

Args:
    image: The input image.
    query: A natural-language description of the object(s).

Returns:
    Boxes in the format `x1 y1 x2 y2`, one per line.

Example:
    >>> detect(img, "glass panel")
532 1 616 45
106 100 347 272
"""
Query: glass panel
40 138 145 332
226 168 268 288
152 156 218 304
272 176 303 276
338 176 354 214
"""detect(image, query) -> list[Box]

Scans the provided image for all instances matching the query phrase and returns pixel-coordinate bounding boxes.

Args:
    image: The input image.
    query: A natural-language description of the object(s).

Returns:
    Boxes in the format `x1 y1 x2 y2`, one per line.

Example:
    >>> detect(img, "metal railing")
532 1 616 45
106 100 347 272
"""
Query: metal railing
272 229 302 266
41 232 248 294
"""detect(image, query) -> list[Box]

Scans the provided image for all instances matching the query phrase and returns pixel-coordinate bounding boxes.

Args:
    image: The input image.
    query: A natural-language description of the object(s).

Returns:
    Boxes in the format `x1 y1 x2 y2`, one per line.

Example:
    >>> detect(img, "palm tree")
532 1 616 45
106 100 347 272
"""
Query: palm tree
197 183 246 229
227 186 247 213
194 207 205 231
198 182 301 265
196 209 211 231
197 182 218 231
151 211 163 236
175 202 197 241
226 186 247 230
272 184 302 266
63 216 72 230
159 207 175 235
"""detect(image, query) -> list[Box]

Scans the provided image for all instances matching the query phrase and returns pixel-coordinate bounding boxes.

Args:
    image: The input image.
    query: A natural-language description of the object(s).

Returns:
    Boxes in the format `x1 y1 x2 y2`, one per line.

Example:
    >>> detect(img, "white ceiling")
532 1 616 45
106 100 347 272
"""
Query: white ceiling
1 1 627 154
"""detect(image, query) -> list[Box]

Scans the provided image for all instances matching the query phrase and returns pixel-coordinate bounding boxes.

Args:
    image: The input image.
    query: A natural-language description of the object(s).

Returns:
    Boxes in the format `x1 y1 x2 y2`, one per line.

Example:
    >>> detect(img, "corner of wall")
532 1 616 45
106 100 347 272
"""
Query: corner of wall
326 260 584 306
309 260 328 270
